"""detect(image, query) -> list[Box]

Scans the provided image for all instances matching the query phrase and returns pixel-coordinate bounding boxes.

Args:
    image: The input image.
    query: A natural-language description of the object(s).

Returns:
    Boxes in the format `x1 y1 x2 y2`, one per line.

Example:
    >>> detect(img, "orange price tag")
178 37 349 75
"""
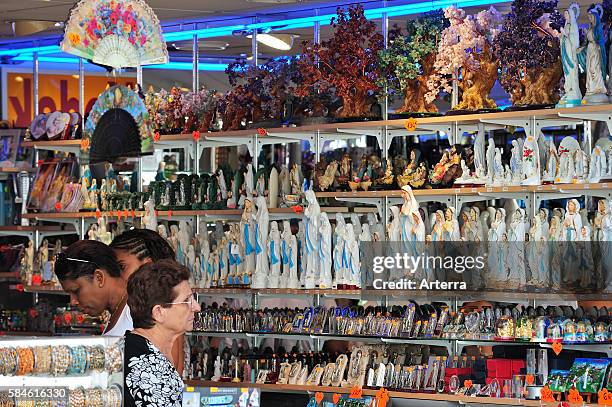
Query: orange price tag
123 209 129 219
257 127 267 136
168 209 173 220
95 209 101 219
567 388 583 404
117 210 122 221
464 380 473 388
541 386 555 402
154 132 160 142
291 205 304 214
375 388 389 407
526 374 535 385
332 394 341 405
598 388 612 405
404 118 418 132
315 392 324 405
131 209 135 219
552 342 563 355
349 386 363 399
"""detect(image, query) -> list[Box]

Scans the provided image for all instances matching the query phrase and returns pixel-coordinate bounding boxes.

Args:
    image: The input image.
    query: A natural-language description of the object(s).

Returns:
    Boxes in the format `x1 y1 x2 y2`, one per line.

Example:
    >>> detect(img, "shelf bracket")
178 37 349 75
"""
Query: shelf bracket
155 140 196 160
335 197 383 217
558 111 612 135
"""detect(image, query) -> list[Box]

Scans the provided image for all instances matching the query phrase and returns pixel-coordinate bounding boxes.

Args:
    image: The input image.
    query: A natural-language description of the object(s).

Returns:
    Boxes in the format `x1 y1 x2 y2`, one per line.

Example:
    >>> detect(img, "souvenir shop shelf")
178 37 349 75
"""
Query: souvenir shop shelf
182 380 568 406
21 285 68 296
0 335 122 406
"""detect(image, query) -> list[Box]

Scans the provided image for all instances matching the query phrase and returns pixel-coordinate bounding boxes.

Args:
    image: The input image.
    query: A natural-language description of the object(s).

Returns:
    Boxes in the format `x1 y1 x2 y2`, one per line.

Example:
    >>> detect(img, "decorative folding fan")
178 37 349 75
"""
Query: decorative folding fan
60 0 168 70
83 85 153 163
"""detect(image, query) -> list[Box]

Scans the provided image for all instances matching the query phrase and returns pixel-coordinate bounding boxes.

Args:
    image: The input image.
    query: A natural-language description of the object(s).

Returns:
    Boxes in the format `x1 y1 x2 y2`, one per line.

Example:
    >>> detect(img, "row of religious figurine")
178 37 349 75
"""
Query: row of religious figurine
558 3 612 107
314 135 611 193
131 183 612 293
19 238 62 287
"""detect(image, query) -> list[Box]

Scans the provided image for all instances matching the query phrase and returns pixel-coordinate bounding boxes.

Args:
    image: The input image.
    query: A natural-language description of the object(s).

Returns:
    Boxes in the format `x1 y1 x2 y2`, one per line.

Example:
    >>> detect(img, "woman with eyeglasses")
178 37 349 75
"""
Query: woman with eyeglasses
125 259 200 407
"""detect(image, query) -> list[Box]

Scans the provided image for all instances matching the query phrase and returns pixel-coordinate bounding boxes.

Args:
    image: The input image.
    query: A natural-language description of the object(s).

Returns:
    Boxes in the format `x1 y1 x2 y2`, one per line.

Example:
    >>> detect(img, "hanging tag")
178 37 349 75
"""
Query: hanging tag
315 392 324 405
349 386 362 399
552 342 563 355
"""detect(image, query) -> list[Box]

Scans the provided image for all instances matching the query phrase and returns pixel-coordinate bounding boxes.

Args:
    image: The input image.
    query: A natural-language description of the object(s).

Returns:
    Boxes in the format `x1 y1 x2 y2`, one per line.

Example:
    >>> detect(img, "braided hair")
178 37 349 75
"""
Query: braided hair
110 228 175 262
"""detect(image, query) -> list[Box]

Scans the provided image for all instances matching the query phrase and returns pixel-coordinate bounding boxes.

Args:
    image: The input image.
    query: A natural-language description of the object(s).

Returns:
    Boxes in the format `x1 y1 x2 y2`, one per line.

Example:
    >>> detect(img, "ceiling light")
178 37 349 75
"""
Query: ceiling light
246 33 294 50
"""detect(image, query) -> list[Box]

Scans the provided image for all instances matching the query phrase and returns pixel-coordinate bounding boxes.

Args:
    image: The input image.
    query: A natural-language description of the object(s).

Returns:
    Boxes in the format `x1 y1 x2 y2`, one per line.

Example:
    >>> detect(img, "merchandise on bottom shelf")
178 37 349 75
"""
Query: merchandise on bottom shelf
0 336 123 407
192 303 612 344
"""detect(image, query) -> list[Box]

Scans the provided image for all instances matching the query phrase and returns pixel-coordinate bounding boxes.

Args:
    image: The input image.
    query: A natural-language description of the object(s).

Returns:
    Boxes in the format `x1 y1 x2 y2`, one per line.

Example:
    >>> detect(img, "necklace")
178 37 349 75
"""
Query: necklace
103 294 127 334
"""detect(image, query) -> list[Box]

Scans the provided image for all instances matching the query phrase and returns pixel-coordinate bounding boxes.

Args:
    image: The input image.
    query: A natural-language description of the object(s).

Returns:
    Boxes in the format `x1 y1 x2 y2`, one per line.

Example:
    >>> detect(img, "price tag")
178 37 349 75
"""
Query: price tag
375 388 389 407
525 374 534 385
464 380 473 388
597 388 612 405
567 388 583 404
404 118 418 132
95 209 101 219
552 342 563 355
540 386 555 402
349 386 363 399
315 392 324 405
168 210 173 220
332 394 341 405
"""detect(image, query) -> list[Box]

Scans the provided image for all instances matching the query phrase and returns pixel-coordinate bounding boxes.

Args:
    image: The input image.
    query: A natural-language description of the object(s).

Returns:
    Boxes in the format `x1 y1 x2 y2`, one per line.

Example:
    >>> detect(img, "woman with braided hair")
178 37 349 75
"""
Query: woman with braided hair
111 228 176 279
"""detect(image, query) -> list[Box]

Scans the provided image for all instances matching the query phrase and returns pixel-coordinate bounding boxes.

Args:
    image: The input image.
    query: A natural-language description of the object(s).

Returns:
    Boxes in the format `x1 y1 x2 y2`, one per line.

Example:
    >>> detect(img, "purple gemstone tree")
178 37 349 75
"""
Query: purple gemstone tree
493 0 565 107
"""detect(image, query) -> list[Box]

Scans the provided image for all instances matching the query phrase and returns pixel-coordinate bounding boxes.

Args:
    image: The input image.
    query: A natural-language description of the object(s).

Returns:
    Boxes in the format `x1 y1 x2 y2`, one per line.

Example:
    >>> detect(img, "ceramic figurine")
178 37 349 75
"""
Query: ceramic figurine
345 224 361 288
557 149 575 183
543 140 559 182
97 217 112 245
521 136 541 185
487 208 507 289
297 221 306 286
142 197 157 231
319 213 333 289
400 186 425 280
528 215 549 287
397 149 426 188
255 173 266 198
480 210 491 244
563 199 582 241
558 3 583 107
455 159 473 184
89 179 99 211
252 196 269 289
486 138 496 182
240 198 256 286
290 163 302 195
21 239 34 285
218 235 229 286
376 158 395 188
334 214 348 287
210 246 220 288
367 213 384 242
507 209 526 289
387 206 401 241
580 5 610 104
303 189 321 289
443 207 461 241
285 221 299 289
280 220 291 288
317 160 338 192
200 236 211 288
574 147 589 182
350 214 362 240
474 130 486 179
578 224 595 288
510 140 523 184
267 221 282 288
594 200 612 291
337 154 352 191
245 165 254 199
186 245 196 284
229 224 242 285
80 177 92 210
280 166 291 196
269 167 279 208
589 145 608 182
492 147 504 186
429 147 462 187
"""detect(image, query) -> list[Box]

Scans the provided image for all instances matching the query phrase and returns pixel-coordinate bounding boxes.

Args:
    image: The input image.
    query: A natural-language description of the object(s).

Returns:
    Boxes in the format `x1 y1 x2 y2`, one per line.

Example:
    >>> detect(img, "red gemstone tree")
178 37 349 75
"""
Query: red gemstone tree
294 5 384 118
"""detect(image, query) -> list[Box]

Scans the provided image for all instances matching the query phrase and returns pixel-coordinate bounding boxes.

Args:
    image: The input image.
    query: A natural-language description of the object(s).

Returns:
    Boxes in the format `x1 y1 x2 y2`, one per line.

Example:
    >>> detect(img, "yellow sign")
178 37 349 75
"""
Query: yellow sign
6 72 134 127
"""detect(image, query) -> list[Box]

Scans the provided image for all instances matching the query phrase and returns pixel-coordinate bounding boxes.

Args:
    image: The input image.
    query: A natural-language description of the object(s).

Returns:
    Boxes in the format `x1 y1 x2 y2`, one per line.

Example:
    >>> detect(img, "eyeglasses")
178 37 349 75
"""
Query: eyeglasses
165 293 199 308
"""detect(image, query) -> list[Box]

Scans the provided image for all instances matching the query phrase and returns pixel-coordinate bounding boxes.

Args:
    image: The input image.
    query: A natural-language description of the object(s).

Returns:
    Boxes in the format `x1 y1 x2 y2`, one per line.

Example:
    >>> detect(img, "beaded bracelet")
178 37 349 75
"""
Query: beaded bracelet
84 388 103 407
104 344 122 373
51 346 71 376
0 391 14 407
15 402 34 407
33 346 52 375
0 348 18 376
16 348 34 376
68 388 85 407
67 346 87 375
85 346 105 371
105 385 122 407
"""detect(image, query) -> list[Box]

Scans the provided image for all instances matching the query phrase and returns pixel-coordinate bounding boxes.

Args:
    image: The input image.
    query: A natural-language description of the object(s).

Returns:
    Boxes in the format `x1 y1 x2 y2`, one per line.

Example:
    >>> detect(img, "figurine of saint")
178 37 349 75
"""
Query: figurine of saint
589 145 608 182
510 140 522 182
200 236 211 288
290 163 302 195
486 138 496 181
557 147 575 183
245 165 254 199
577 225 595 288
252 196 269 289
580 5 610 104
318 213 333 288
487 208 507 289
574 148 589 181
387 206 401 241
280 220 291 288
507 209 526 289
240 199 256 285
142 197 157 231
334 214 348 287
521 136 540 186
268 221 282 288
345 224 361 288
21 239 34 285
559 3 583 106
97 216 112 245
492 148 504 186
563 199 582 241
562 199 582 287
303 190 321 289
279 166 291 196
89 179 99 211
544 140 559 182
218 236 229 286
474 130 486 179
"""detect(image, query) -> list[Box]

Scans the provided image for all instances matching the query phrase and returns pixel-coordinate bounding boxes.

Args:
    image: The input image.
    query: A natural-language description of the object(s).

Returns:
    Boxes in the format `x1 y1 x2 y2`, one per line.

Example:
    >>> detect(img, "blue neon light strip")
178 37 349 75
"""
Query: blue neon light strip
13 55 228 71
0 0 509 56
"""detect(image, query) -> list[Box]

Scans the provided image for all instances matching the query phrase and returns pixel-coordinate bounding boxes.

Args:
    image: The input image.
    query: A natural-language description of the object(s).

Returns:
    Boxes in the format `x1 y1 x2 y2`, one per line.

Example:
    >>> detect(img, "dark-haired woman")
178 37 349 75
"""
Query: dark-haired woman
124 259 200 407
54 240 129 335
110 228 175 279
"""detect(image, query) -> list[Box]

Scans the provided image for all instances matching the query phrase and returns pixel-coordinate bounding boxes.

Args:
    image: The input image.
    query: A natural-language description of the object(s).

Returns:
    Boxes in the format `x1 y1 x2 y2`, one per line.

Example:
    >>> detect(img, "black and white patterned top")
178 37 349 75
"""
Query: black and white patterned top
124 331 183 407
